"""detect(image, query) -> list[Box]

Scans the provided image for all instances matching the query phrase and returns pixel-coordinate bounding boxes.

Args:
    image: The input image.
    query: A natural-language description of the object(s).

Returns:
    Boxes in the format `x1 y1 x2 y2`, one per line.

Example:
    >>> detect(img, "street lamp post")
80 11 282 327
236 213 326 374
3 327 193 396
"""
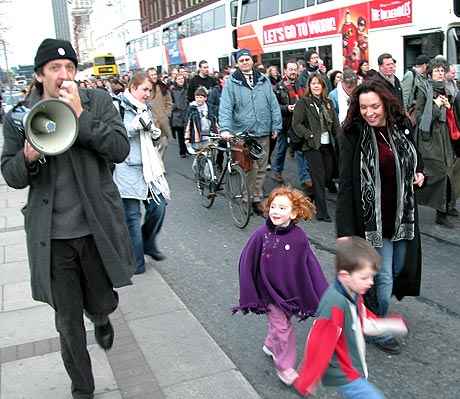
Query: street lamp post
0 38 11 95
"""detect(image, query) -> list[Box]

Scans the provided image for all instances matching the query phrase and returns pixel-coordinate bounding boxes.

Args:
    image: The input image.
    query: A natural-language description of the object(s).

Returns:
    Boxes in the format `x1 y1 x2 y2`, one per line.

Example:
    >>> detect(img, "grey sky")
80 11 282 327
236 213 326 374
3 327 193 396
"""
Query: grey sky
2 0 55 67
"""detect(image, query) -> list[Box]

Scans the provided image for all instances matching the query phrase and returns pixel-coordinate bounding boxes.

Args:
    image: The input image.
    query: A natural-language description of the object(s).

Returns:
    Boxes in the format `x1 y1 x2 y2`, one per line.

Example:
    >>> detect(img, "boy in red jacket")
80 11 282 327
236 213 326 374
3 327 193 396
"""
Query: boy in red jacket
294 237 407 398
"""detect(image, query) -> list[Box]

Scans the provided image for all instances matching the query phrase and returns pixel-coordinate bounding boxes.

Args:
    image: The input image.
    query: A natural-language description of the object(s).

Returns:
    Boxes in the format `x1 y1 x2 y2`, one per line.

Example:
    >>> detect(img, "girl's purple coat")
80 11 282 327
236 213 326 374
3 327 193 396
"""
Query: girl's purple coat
234 220 328 319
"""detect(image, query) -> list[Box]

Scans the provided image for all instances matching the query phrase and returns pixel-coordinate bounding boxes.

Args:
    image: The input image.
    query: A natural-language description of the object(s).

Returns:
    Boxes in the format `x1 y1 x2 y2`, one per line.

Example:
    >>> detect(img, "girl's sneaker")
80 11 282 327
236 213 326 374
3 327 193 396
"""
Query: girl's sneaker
262 345 275 359
276 368 299 386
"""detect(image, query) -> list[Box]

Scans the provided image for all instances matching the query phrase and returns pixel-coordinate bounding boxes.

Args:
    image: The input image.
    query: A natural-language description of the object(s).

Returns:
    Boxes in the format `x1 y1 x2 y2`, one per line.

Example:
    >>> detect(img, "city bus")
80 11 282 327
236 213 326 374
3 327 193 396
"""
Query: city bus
234 0 460 77
126 0 238 72
92 53 119 77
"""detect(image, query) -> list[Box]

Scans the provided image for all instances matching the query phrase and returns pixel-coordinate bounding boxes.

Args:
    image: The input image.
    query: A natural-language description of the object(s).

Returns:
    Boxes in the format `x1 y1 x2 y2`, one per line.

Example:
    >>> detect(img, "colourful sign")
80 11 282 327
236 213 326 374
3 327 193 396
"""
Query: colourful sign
261 0 412 46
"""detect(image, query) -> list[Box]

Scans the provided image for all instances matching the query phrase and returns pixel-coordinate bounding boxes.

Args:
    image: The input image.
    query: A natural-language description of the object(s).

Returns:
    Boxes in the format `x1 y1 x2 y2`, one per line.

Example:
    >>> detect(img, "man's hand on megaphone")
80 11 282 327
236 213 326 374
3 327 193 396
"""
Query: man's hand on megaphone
24 141 41 163
59 81 83 118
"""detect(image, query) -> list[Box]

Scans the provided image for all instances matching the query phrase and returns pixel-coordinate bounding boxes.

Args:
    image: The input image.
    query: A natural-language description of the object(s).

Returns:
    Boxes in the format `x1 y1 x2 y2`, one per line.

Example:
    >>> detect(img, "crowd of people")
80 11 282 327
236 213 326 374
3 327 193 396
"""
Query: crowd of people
1 36 459 399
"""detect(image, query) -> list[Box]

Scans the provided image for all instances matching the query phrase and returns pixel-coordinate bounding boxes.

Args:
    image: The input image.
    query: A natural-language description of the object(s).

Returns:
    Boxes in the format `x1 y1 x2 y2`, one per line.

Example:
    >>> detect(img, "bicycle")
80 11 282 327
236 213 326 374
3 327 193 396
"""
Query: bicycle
190 131 263 229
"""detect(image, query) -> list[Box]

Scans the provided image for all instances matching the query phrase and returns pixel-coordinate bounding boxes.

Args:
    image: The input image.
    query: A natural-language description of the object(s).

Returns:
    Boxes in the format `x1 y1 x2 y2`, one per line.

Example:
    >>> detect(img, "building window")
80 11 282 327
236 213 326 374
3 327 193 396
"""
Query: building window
282 0 304 13
214 5 225 29
241 0 257 23
259 0 279 19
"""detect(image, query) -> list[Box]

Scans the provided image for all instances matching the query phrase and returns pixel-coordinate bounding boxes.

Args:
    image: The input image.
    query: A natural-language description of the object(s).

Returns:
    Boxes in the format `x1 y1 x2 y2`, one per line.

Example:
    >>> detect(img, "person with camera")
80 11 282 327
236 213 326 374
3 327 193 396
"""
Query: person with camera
415 59 458 227
113 71 170 275
1 39 135 399
219 49 282 215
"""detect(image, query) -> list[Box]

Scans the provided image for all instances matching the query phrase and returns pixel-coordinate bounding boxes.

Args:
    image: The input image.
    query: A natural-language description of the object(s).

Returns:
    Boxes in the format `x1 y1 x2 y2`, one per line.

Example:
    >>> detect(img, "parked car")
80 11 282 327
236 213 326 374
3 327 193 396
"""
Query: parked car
0 91 23 123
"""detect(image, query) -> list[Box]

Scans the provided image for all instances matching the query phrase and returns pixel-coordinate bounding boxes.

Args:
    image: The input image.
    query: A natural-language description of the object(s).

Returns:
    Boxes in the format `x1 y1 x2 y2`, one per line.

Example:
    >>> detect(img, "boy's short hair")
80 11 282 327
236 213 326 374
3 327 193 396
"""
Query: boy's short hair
335 236 380 274
194 86 208 97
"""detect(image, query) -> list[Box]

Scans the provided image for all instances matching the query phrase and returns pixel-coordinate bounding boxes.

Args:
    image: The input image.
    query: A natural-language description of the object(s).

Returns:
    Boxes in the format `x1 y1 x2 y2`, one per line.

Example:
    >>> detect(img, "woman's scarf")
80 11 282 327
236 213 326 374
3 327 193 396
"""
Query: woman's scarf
360 124 417 247
418 79 447 137
122 91 171 202
311 96 333 132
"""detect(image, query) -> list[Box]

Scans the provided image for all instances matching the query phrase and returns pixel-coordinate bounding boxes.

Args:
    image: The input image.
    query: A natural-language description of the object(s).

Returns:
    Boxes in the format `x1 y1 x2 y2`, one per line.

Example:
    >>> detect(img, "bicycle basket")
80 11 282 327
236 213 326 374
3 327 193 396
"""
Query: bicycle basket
231 142 253 172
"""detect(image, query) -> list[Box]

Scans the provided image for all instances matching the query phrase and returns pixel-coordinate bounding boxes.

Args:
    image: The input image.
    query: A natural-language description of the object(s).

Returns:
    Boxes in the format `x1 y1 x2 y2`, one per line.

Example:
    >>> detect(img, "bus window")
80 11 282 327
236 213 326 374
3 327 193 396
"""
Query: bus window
241 0 257 24
214 5 226 29
262 51 281 70
282 0 303 13
190 14 202 36
454 0 460 17
447 27 460 66
94 56 115 66
259 0 279 20
307 0 315 6
318 45 332 71
202 9 214 32
404 32 443 71
230 0 238 27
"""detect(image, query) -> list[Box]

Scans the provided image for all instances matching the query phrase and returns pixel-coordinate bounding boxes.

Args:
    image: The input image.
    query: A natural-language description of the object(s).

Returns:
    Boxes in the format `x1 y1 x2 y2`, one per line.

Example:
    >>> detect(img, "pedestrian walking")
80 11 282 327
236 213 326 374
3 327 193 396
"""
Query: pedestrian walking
294 237 408 398
292 73 340 222
1 38 135 399
415 59 458 227
336 79 424 355
271 60 312 191
170 74 189 158
233 186 328 386
113 72 170 275
147 67 172 161
219 48 282 216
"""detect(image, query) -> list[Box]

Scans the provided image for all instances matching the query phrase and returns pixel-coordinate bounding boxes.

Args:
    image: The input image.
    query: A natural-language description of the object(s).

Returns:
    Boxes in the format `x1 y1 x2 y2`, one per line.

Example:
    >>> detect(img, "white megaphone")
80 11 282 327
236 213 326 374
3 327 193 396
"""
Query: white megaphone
19 99 78 156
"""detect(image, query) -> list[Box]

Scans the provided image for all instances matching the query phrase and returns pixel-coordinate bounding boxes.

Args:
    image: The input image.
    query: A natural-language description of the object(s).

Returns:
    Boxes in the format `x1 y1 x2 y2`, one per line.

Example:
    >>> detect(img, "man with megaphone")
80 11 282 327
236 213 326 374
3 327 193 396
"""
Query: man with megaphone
1 39 136 399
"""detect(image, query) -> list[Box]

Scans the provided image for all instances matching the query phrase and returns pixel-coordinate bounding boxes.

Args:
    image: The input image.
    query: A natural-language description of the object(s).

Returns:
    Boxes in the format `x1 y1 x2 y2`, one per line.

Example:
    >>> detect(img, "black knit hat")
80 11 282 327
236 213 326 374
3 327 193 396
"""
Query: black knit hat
34 38 78 71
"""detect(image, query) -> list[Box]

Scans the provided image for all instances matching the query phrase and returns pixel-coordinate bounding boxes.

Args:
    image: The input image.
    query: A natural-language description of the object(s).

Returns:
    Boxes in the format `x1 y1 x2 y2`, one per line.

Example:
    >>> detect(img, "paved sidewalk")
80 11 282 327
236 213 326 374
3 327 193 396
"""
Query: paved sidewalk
0 129 261 399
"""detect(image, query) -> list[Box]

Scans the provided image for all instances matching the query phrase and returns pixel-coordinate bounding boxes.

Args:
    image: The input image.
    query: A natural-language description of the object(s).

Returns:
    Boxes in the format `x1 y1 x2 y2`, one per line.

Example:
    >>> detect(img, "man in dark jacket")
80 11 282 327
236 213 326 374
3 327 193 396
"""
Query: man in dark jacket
272 60 312 191
298 49 330 91
187 60 216 102
372 53 405 109
1 39 135 399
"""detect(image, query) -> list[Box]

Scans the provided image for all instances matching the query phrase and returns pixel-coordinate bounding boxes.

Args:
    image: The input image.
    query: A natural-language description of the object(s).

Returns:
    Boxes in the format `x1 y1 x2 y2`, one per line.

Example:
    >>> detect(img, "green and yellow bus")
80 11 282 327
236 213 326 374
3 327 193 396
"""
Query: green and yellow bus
93 53 118 77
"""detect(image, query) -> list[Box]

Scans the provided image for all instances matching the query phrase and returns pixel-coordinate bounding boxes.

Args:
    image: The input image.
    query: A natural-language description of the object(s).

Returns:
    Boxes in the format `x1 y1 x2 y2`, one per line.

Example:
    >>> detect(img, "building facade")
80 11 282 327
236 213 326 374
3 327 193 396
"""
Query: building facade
139 0 220 32
52 0 72 42
72 0 93 64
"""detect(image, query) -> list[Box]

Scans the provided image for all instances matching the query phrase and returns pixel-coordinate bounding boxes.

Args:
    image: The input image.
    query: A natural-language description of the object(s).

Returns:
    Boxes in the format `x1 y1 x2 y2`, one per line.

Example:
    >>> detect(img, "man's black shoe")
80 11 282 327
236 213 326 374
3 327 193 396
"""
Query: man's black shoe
435 212 454 228
447 208 459 217
95 320 114 351
373 338 401 355
145 251 166 261
317 215 332 223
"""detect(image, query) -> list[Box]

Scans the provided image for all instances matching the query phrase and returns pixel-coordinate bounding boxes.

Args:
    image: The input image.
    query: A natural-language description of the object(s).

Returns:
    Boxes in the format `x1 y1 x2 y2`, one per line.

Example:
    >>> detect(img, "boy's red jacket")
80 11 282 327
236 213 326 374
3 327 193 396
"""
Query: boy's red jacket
294 281 407 396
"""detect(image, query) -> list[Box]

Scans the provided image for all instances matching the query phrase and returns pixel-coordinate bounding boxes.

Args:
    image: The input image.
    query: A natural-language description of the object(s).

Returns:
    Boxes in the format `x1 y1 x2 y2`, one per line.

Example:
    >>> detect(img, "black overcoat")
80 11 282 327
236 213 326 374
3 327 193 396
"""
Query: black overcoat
336 121 422 299
1 88 136 307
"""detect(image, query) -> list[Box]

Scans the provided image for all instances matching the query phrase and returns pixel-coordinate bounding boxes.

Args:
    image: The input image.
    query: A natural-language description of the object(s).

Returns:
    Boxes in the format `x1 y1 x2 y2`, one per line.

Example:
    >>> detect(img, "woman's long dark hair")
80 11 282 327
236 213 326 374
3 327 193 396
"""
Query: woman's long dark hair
342 79 407 134
304 72 329 101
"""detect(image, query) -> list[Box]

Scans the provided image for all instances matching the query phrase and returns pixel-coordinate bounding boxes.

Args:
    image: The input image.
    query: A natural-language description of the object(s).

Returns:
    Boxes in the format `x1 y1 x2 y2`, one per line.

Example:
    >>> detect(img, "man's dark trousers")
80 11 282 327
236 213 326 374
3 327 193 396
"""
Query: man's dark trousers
50 236 118 399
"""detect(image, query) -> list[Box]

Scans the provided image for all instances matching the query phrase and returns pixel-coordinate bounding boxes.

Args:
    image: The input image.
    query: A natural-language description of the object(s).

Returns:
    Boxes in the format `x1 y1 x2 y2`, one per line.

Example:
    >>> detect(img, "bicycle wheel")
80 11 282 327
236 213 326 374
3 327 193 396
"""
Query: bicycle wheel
195 154 216 208
226 164 251 228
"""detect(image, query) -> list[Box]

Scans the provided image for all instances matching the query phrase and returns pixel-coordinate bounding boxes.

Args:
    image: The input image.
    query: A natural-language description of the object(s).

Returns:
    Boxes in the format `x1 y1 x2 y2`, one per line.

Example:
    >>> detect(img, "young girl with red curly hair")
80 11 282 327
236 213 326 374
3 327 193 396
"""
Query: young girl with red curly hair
233 186 328 386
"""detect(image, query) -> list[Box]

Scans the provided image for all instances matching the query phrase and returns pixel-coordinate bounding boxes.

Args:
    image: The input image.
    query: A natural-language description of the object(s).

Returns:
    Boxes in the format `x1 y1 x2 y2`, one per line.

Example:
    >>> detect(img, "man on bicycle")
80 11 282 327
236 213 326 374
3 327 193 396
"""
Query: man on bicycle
219 49 282 215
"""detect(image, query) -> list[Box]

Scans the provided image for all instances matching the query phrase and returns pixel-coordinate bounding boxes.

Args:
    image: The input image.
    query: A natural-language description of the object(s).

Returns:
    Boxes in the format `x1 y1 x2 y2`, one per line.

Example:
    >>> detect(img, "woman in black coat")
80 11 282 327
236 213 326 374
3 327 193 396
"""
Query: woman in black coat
170 74 189 158
336 79 424 355
292 73 340 222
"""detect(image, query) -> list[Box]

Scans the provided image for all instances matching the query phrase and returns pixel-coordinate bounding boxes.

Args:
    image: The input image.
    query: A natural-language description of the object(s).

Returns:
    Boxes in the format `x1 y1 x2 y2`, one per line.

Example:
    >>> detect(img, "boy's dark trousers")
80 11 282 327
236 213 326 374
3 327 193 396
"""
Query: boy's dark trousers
50 236 118 399
172 126 187 156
